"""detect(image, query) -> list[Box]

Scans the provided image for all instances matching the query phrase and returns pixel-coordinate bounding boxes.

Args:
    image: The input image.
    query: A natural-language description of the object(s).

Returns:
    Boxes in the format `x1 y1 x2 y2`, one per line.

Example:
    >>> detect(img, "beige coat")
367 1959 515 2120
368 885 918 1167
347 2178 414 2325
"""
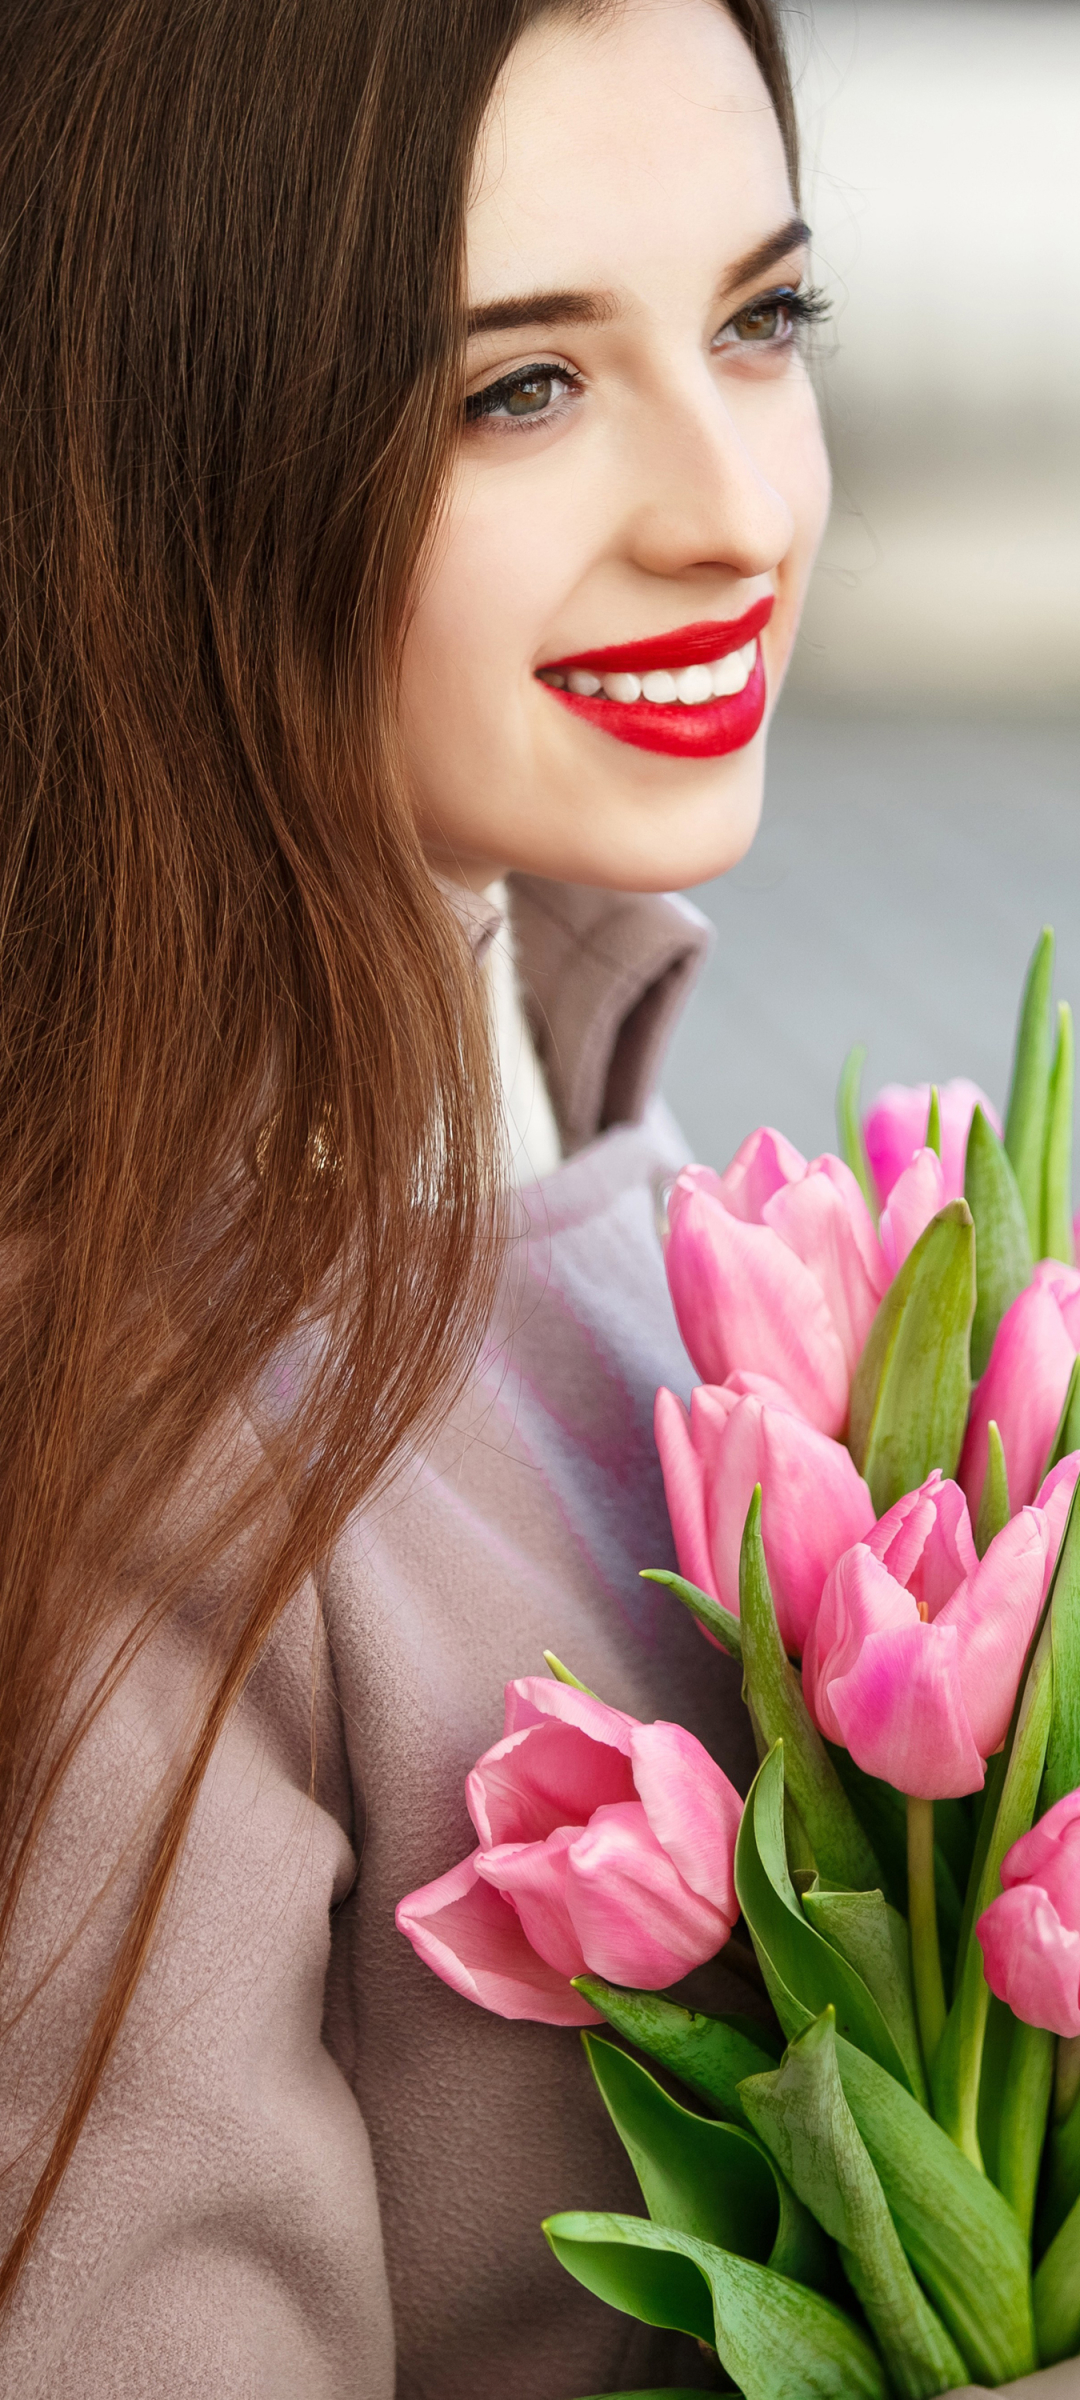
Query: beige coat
0 879 1073 2400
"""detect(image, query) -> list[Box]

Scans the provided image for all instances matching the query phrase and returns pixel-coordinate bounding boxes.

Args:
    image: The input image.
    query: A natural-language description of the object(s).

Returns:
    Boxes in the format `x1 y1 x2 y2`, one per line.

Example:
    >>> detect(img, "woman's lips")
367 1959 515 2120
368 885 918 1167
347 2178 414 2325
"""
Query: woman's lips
535 595 772 759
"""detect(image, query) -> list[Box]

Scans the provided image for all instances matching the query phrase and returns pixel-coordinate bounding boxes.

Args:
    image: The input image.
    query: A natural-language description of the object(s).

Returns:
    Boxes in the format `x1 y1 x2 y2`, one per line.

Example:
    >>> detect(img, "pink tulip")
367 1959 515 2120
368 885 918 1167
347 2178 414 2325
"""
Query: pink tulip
864 1078 1000 1210
395 1678 742 2025
803 1465 1079 1798
664 1133 889 1437
877 1148 948 1280
978 1789 1080 2038
961 1260 1080 1516
654 1382 874 1654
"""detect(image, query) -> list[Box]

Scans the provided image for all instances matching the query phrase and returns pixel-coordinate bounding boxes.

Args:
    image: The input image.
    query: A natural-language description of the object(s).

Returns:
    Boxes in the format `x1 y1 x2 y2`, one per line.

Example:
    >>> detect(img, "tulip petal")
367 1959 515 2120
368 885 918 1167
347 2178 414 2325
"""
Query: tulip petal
475 1825 587 1976
654 1387 719 1601
1001 1787 1080 1908
502 1675 636 1748
868 1475 976 1619
466 1719 636 1848
828 1616 986 1799
665 1186 849 1432
564 1800 730 1986
395 1851 599 2025
1038 1258 1080 1349
703 1394 875 1647
939 1507 1050 1760
865 1083 937 1207
1034 1453 1080 1595
961 1278 1077 1515
713 1125 807 1222
802 1543 916 1745
628 1719 742 1919
763 1165 886 1375
978 1884 1080 2038
879 1149 947 1280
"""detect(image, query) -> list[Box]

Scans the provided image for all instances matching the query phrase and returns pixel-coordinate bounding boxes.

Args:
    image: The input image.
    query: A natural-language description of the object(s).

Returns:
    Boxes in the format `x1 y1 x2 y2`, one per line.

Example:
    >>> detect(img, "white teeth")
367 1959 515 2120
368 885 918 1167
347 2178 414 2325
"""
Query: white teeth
544 637 758 707
673 662 715 705
711 642 755 697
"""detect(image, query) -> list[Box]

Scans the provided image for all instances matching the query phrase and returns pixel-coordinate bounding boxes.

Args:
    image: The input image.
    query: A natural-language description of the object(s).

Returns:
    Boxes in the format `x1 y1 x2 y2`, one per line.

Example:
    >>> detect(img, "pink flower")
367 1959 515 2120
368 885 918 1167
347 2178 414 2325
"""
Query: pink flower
663 1133 890 1436
978 1789 1080 2038
802 1464 1079 1799
654 1382 874 1654
961 1260 1080 1515
864 1078 1000 1210
395 1678 742 2026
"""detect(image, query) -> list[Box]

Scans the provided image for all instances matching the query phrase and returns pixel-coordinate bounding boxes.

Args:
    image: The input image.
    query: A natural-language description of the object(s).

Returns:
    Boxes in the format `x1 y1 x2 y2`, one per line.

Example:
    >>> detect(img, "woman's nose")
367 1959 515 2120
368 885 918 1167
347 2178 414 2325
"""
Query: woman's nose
617 375 796 585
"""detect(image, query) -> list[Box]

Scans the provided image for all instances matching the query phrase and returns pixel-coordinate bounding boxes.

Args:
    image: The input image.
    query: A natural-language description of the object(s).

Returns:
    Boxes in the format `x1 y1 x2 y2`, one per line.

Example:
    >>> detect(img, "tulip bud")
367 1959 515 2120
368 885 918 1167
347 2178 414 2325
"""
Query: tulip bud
978 1789 1080 2039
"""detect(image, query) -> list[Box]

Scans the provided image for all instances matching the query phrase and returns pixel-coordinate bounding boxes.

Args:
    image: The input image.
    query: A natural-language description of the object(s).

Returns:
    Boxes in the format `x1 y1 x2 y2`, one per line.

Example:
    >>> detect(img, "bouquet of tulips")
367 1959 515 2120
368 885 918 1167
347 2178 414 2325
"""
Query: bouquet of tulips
398 928 1080 2400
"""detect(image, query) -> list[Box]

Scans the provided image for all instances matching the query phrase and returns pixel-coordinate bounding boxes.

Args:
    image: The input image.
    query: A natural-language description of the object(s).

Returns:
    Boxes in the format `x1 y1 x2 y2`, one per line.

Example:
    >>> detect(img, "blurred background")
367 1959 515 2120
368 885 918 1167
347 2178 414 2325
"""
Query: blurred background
665 0 1080 1174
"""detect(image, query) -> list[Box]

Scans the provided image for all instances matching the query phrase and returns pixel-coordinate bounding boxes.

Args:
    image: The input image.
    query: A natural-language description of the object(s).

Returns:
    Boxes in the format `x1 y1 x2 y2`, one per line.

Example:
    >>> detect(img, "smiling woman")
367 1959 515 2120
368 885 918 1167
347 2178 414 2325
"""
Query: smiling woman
0 4 854 2399
404 0 830 896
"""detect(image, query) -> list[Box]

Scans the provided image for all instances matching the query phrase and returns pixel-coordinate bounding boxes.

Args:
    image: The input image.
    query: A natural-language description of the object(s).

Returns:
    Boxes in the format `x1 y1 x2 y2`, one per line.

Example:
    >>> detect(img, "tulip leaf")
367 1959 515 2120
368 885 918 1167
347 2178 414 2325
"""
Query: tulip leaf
925 1085 941 1158
800 1883 924 2105
1039 2073 1080 2255
975 1419 1010 1558
582 2032 834 2293
739 2010 968 2399
734 1744 926 2102
1040 1468 1080 1812
964 1105 1033 1381
836 1042 878 1217
738 1489 883 1894
1044 1353 1080 1480
572 1977 780 2126
834 2030 1037 2386
1034 2185 1080 2366
1042 999 1075 1266
544 2212 888 2400
993 2014 1055 2244
640 1568 742 1661
1004 925 1055 1255
932 1485 1080 2164
848 1200 975 1516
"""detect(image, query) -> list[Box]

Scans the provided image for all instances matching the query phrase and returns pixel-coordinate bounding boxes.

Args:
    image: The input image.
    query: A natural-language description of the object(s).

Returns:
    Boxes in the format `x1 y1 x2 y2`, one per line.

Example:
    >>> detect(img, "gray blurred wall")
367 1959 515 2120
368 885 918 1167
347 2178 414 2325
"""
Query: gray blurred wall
785 0 1080 711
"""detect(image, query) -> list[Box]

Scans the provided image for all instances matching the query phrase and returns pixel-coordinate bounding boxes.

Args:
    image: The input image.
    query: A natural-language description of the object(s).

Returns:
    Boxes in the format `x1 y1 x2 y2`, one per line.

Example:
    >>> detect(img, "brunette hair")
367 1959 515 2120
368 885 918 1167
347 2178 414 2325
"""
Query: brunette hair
0 0 797 2299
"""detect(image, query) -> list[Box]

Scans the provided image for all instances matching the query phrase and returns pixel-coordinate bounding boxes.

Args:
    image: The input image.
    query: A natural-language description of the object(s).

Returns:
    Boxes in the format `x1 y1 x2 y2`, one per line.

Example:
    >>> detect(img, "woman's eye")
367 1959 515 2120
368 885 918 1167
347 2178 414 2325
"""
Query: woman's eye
464 364 579 429
732 298 791 343
713 284 829 357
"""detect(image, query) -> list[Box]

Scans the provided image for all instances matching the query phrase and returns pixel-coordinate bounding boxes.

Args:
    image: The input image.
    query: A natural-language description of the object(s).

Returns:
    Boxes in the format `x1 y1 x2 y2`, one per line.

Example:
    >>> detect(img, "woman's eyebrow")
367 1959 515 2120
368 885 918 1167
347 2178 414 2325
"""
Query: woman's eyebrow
465 216 810 343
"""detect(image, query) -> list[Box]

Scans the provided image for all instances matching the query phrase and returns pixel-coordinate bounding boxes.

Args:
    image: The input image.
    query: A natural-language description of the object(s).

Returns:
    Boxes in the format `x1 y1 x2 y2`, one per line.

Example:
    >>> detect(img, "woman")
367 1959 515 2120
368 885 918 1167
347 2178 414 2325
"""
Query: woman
0 1 1038 2394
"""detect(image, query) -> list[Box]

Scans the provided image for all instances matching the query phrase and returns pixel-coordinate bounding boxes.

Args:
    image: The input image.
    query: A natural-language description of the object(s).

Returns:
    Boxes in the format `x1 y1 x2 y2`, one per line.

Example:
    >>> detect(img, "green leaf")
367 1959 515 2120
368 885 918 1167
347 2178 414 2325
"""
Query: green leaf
1040 1468 1080 1811
1042 999 1075 1265
834 2032 1037 2386
925 1085 941 1158
582 2032 833 2291
640 1569 741 1661
847 1200 976 1515
800 1883 924 2105
734 1744 926 2102
572 1977 780 2127
975 1420 1010 1558
739 2011 967 2399
993 2015 1055 2245
1044 1353 1080 1480
738 1490 882 1893
1034 2186 1080 2366
964 1105 1033 1382
1004 926 1055 1254
932 1489 1080 2163
836 1043 878 1217
544 2213 888 2400
1039 2071 1080 2255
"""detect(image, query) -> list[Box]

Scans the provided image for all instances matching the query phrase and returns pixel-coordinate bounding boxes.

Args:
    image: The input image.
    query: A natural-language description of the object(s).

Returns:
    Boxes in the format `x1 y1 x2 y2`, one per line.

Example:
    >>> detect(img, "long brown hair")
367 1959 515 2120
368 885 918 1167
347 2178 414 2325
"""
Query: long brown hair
0 0 797 2299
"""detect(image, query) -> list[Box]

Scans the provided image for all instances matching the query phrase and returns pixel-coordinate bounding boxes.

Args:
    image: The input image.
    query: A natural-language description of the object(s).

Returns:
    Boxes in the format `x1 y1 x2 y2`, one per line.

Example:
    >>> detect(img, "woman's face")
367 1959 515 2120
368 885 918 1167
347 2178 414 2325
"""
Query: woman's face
401 0 831 894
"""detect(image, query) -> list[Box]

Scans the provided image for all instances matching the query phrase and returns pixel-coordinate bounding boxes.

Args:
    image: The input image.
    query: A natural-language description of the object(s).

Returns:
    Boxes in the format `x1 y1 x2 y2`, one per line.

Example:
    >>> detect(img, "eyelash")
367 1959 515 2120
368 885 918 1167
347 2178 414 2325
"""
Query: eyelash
463 283 831 432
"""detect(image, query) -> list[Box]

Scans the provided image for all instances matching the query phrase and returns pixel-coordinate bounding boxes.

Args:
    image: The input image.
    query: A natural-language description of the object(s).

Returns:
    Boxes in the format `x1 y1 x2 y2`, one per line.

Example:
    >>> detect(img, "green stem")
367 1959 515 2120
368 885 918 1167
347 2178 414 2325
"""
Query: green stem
997 2018 1055 2244
908 1795 947 2072
1055 2034 1080 2125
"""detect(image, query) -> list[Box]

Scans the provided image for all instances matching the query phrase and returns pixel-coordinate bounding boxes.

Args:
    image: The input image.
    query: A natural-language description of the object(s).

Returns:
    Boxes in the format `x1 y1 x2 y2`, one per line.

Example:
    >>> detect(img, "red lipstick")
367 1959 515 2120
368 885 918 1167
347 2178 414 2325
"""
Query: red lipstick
536 596 773 760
